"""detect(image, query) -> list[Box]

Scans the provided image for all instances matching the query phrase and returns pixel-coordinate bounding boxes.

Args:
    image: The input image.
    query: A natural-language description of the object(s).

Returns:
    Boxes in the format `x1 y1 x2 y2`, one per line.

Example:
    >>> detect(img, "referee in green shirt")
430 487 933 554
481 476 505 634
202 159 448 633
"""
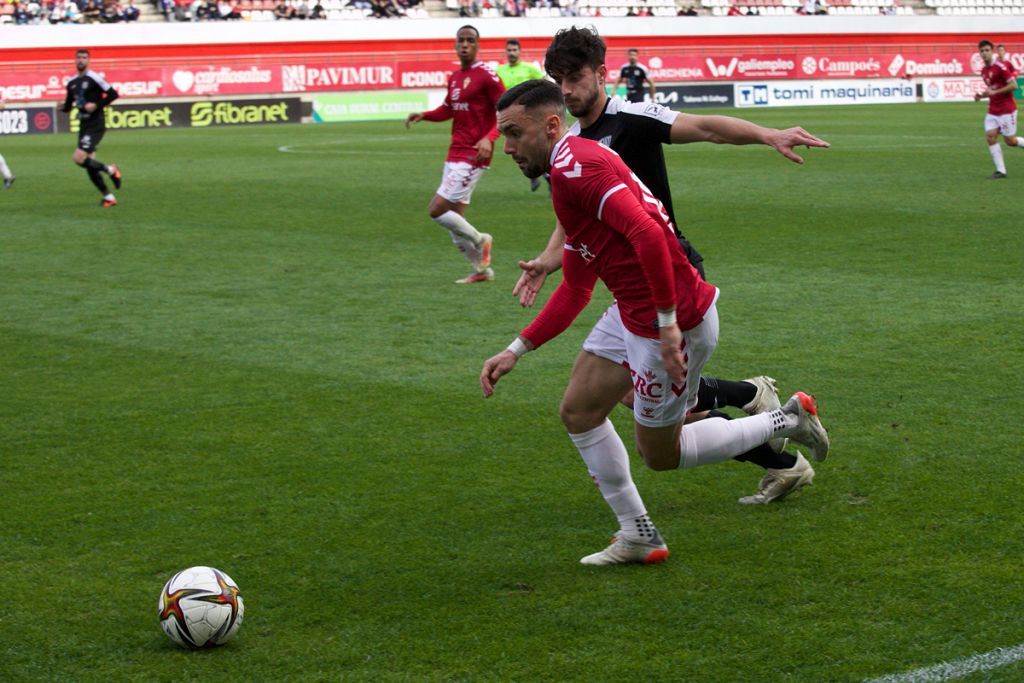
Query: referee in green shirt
496 39 548 191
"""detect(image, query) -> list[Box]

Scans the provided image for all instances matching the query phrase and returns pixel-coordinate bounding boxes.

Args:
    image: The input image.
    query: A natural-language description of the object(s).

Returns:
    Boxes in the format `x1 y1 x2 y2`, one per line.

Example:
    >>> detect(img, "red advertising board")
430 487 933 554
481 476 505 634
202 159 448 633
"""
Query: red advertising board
0 49 1012 103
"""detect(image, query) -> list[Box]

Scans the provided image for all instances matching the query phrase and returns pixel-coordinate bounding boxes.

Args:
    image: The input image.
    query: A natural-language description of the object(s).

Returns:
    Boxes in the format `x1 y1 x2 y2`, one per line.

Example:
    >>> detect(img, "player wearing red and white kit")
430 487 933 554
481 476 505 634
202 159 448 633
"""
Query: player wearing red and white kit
975 40 1023 179
405 25 505 284
481 80 830 566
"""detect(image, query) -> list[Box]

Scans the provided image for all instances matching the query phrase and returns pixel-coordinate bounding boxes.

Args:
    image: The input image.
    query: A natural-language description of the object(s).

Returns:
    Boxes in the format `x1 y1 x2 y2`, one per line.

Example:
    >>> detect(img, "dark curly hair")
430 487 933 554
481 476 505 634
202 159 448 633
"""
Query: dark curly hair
544 26 606 80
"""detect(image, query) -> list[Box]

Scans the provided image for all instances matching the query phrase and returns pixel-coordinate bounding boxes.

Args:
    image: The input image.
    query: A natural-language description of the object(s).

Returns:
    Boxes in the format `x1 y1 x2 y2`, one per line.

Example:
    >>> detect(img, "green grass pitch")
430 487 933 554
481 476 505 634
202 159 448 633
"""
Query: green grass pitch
1 102 1022 681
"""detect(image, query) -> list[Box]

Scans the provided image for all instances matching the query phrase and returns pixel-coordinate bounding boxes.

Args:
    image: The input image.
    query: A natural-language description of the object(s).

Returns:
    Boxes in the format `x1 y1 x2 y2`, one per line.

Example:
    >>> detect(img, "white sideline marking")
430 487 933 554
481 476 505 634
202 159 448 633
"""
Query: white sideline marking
865 643 1024 683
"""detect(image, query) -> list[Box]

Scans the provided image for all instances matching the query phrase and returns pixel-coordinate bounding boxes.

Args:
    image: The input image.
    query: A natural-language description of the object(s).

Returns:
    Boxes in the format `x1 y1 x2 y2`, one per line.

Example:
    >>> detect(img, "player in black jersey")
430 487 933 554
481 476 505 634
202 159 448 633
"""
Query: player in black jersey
613 49 655 104
62 49 123 207
512 27 831 505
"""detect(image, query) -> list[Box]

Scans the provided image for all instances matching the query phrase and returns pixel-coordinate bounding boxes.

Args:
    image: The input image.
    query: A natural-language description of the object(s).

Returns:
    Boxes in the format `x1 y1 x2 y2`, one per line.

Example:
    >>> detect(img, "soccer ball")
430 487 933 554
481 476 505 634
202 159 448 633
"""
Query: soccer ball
158 566 244 649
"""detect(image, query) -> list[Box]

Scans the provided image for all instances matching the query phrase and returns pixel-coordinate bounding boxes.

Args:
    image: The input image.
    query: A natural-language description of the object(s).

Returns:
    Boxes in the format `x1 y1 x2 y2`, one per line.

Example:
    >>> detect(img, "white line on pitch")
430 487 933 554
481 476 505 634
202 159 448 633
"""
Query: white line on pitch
865 642 1024 683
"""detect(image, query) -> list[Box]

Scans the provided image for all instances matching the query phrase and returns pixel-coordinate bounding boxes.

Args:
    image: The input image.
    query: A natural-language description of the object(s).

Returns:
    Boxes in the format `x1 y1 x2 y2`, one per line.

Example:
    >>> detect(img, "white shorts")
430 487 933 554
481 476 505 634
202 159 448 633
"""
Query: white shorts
582 292 720 428
436 161 487 205
985 112 1017 136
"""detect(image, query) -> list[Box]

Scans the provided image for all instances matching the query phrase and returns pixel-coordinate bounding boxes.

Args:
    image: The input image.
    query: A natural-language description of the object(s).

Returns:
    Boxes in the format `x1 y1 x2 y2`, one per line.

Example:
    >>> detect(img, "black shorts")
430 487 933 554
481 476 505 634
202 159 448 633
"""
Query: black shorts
77 127 105 153
678 235 705 279
626 91 645 104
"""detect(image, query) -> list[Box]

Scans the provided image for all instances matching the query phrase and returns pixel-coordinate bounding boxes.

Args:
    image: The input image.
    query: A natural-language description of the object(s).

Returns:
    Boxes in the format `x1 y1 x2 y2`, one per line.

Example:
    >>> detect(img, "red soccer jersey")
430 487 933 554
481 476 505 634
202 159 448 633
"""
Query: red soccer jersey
982 61 1018 116
521 135 718 349
422 62 505 168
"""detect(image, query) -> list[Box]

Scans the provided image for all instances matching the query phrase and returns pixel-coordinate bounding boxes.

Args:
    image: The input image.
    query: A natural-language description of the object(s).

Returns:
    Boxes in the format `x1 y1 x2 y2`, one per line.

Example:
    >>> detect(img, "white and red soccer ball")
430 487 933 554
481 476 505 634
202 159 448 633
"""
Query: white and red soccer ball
158 566 244 649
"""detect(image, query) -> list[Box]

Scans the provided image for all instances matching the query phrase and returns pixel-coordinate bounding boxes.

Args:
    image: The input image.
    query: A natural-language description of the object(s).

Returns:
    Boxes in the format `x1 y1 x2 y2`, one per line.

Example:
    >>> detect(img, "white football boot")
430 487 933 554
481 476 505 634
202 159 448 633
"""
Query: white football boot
779 392 830 462
741 375 787 454
738 452 815 505
455 267 494 284
579 530 669 566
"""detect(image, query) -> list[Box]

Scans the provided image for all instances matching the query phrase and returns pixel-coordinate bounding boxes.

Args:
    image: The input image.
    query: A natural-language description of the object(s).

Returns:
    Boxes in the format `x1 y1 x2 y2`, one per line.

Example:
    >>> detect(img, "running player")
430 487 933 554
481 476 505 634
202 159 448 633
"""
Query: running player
1 101 16 189
405 25 504 284
613 49 655 104
482 79 830 565
62 49 122 207
976 40 1023 179
515 27 830 505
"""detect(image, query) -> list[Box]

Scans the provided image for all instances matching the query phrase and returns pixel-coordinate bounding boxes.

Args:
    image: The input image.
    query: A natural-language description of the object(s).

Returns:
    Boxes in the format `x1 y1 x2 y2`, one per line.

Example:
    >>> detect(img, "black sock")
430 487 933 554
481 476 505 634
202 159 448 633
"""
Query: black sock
82 157 108 173
733 443 798 470
694 377 758 412
86 167 108 194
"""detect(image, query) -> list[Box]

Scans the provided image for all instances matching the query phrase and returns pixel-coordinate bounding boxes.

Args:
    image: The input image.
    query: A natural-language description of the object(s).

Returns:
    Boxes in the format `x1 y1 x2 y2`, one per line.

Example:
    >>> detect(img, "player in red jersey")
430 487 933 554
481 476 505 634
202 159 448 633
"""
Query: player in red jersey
405 25 505 283
996 44 1018 78
975 40 1023 179
480 80 830 566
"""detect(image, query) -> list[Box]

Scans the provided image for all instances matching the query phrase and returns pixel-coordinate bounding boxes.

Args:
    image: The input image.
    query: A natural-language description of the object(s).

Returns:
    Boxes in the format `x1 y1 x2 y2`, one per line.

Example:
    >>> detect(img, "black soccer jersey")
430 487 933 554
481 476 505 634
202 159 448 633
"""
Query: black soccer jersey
619 63 649 102
62 70 119 132
570 97 704 271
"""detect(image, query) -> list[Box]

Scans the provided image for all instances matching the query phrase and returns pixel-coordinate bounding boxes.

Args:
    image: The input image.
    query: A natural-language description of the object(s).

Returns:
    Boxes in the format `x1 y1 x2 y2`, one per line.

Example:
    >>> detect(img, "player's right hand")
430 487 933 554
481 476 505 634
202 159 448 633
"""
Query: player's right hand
512 259 548 308
480 351 519 398
405 112 423 128
658 324 686 386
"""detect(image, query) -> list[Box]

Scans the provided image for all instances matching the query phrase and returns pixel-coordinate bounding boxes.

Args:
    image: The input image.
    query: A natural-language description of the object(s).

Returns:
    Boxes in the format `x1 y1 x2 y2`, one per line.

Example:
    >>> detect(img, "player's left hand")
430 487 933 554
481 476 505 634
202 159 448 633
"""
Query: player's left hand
83 102 98 113
766 127 830 164
658 324 686 386
474 137 494 163
480 350 519 398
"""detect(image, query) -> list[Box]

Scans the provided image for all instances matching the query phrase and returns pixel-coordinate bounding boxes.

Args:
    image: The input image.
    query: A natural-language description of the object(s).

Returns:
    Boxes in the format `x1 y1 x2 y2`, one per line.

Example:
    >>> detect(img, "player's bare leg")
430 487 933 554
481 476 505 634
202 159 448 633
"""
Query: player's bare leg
429 195 493 282
561 352 669 565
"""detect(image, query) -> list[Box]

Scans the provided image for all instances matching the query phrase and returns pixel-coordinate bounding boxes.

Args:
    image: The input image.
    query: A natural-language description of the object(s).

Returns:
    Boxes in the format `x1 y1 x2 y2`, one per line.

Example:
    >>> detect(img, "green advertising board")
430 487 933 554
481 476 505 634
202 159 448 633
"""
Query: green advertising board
312 91 432 123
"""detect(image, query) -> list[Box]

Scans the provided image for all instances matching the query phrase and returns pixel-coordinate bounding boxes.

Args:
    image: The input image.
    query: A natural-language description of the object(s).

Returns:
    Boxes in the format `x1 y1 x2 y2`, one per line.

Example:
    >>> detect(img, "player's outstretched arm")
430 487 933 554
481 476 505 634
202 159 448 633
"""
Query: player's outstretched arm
404 112 424 128
513 222 566 307
671 113 829 164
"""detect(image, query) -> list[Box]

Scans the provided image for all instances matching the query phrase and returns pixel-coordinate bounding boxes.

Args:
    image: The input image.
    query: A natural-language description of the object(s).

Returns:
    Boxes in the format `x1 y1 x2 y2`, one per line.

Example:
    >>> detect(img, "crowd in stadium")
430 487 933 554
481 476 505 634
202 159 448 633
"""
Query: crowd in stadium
4 0 141 23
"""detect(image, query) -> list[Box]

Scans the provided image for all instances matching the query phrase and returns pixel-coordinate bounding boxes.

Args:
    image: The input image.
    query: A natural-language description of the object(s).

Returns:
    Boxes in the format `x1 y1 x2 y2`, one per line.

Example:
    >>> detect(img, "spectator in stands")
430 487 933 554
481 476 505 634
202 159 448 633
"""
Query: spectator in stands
273 0 292 16
294 0 308 17
726 3 743 14
100 0 123 21
678 5 697 14
81 0 101 21
309 0 325 15
13 0 29 22
997 44 1019 77
123 0 138 18
63 0 80 20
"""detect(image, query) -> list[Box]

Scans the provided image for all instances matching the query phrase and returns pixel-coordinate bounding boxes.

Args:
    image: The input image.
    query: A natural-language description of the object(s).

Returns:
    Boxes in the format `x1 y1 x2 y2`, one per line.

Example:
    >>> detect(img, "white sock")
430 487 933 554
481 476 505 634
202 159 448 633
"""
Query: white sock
569 420 656 541
0 153 11 180
679 414 774 469
449 232 480 266
103 193 115 201
433 210 483 247
1016 138 1024 148
990 143 1007 174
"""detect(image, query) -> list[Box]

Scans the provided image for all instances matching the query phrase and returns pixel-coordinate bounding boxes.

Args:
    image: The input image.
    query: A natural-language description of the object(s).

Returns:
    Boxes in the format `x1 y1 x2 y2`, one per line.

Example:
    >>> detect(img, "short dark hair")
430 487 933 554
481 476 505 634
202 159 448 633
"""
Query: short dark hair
628 48 639 54
979 40 994 50
497 78 565 116
457 25 479 38
506 38 521 47
544 26 606 80
76 48 90 56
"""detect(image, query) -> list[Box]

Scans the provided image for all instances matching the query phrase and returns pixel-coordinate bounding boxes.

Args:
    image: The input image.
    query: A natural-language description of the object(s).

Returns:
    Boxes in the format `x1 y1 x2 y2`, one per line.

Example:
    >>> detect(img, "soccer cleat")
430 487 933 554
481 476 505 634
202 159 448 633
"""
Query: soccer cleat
580 530 669 566
530 176 542 192
738 451 815 505
742 375 787 454
455 267 494 284
108 163 122 189
100 198 118 207
3 175 14 190
476 233 493 271
990 171 1008 179
780 392 829 462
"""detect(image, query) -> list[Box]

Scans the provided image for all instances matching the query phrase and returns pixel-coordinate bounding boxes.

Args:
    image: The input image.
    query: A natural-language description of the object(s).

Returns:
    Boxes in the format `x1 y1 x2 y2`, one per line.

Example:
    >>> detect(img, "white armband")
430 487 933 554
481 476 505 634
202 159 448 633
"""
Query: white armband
506 337 529 358
657 310 677 328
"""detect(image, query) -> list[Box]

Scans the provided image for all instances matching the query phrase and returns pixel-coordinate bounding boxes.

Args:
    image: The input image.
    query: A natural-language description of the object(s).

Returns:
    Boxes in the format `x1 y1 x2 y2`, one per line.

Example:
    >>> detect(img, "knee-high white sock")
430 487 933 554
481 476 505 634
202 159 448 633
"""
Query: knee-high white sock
679 414 773 469
448 232 480 266
0 153 11 180
433 210 483 246
990 143 1007 174
1016 138 1024 148
569 419 656 541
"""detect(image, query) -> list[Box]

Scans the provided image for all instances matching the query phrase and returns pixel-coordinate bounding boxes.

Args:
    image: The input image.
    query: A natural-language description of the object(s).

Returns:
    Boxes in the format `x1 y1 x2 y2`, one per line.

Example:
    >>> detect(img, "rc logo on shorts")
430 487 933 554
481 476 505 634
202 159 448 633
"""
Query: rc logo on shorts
632 368 664 400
